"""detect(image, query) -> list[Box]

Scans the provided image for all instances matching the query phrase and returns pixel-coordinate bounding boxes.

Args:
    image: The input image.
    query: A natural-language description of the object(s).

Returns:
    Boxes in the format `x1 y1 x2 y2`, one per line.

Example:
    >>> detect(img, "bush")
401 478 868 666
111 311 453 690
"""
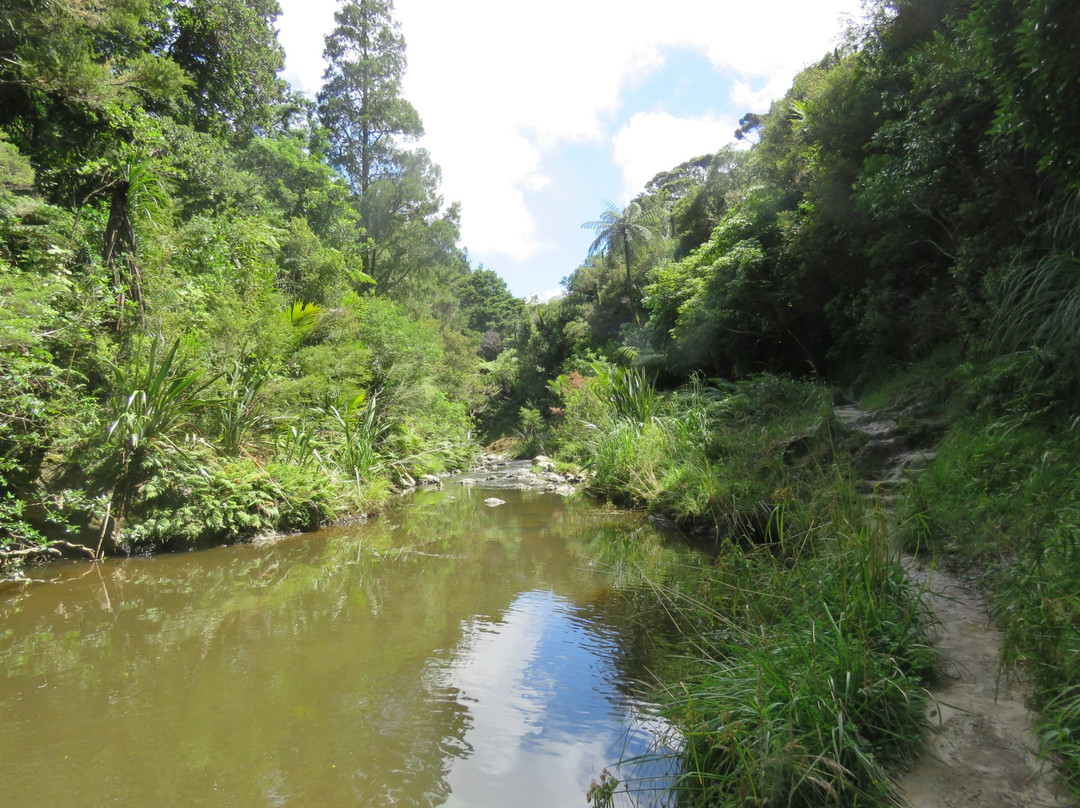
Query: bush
557 372 834 537
118 452 358 551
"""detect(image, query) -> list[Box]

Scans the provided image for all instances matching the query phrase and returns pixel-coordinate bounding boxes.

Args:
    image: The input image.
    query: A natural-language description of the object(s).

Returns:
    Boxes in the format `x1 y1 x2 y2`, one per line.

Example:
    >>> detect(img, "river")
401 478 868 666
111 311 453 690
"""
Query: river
0 469 688 807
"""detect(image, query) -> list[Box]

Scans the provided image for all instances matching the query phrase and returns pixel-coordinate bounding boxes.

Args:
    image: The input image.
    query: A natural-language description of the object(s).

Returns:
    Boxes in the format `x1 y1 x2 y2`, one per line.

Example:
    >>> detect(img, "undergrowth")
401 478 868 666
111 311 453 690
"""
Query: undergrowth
559 369 937 806
665 526 934 807
553 369 836 539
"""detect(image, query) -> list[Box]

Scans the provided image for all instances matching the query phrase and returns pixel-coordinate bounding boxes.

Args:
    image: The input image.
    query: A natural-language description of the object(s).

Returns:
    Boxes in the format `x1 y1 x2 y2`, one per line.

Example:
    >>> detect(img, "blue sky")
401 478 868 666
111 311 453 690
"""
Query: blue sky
277 0 866 299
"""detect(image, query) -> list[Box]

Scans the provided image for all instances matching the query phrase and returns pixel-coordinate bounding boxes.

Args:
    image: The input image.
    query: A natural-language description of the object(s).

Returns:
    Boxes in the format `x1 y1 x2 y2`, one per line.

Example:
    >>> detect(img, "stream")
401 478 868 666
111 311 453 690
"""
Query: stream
0 468 688 807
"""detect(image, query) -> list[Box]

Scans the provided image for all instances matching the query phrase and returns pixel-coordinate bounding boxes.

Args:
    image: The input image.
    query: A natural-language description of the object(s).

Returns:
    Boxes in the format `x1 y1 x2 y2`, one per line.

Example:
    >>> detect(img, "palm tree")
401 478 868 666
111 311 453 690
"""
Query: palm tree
582 199 659 291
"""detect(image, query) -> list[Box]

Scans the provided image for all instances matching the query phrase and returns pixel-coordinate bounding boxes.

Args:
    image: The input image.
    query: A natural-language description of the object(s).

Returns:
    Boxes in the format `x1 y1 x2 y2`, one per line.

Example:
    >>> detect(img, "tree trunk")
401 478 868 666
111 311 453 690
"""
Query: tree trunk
103 181 143 330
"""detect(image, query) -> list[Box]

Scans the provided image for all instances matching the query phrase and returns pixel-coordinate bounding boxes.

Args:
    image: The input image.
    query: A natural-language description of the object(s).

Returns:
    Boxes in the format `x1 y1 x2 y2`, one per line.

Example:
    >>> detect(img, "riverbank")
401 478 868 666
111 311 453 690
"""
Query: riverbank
543 370 936 806
551 367 1078 807
0 449 590 583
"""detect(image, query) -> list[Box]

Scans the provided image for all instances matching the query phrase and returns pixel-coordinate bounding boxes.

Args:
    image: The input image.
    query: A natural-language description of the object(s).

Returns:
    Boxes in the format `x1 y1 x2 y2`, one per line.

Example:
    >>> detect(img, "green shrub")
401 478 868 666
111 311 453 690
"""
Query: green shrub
119 452 358 551
558 373 834 536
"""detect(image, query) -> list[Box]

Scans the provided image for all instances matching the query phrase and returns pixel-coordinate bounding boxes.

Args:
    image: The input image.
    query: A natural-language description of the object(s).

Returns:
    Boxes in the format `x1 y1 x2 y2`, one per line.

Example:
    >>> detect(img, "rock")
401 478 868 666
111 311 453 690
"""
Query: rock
533 455 557 473
853 435 912 473
648 513 678 530
419 474 443 489
483 497 505 507
553 484 577 497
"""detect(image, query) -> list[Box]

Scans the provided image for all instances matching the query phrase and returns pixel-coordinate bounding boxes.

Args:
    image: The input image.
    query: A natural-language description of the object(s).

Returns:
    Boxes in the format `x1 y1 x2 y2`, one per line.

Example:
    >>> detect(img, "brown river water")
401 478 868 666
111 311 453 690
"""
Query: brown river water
0 471 688 807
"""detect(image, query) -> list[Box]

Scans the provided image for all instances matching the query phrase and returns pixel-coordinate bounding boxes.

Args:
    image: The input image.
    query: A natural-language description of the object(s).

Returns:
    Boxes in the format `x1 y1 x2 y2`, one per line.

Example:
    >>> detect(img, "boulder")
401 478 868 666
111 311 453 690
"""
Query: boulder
533 455 557 473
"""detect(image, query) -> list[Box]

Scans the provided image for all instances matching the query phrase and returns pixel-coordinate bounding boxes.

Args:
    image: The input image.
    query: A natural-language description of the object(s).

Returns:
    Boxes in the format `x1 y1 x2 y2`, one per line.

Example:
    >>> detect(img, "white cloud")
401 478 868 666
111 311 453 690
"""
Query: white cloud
277 0 865 272
275 0 337 95
612 111 738 202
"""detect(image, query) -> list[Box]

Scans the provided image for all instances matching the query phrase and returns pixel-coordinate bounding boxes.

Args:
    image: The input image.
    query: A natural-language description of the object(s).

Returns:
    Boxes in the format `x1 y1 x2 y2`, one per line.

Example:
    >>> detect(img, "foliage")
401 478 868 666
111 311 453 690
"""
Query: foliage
558 370 934 806
0 0 501 564
514 406 546 458
666 526 934 807
315 0 462 293
556 372 834 537
582 198 666 320
103 338 217 467
317 0 423 195
968 0 1080 189
120 451 359 551
987 193 1080 405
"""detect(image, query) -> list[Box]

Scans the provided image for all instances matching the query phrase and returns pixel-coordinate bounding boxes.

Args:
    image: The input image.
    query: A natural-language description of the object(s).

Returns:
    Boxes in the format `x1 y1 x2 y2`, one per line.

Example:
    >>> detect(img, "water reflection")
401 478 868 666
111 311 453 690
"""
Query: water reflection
439 589 671 807
0 480 685 807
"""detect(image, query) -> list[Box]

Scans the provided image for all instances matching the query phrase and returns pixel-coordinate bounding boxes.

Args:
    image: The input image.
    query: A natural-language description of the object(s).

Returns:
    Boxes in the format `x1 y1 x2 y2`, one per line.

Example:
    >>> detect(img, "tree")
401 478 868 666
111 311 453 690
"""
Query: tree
969 0 1080 190
317 0 423 197
459 267 524 338
359 147 449 291
317 0 434 284
162 0 289 137
581 200 661 317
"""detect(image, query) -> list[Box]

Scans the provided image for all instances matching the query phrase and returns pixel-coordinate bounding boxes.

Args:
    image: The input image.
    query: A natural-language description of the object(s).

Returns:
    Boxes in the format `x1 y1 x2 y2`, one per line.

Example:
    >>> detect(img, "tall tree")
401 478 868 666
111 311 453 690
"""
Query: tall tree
163 0 288 137
317 0 426 282
317 0 423 196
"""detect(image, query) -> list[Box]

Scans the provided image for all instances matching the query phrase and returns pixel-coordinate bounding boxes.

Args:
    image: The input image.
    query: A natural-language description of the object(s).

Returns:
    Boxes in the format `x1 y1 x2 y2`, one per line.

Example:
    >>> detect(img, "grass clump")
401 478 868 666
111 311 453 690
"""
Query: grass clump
554 367 936 806
658 522 935 807
553 368 836 539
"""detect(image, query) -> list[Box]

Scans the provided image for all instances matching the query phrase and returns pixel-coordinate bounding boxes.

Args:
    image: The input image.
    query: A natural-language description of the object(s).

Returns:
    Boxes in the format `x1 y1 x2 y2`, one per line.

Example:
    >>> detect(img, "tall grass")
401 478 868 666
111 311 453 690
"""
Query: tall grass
988 192 1080 404
652 527 933 803
212 359 271 455
623 520 935 808
555 370 935 806
561 371 833 538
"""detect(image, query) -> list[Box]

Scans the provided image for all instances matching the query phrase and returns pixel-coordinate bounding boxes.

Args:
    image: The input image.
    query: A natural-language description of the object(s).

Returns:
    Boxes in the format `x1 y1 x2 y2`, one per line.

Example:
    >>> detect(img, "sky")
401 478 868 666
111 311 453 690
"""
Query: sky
276 0 867 299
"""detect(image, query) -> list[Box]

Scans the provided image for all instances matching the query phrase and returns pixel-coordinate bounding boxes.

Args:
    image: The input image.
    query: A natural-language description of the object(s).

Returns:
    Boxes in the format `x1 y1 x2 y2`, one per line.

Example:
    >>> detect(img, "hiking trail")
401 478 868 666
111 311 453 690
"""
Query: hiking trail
835 404 1068 808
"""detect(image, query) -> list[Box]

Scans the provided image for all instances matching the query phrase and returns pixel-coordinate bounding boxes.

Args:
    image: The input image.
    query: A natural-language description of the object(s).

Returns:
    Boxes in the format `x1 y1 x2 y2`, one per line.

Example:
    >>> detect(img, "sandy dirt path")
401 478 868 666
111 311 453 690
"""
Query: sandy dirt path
835 404 1070 806
897 562 1069 807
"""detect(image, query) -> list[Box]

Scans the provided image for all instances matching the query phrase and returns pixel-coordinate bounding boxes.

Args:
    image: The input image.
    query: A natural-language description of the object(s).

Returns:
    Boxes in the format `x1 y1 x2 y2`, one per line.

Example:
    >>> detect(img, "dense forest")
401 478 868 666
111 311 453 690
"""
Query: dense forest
4 0 1080 803
0 0 524 557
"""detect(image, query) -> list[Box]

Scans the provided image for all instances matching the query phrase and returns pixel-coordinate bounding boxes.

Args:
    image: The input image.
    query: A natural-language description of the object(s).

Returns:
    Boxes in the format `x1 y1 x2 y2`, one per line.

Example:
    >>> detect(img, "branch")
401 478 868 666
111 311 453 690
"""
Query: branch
0 544 61 559
0 540 97 561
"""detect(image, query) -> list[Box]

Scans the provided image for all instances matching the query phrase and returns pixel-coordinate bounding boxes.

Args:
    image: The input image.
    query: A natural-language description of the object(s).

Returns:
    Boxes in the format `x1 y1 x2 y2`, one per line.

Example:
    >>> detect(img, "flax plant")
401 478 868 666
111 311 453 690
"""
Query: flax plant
101 337 219 543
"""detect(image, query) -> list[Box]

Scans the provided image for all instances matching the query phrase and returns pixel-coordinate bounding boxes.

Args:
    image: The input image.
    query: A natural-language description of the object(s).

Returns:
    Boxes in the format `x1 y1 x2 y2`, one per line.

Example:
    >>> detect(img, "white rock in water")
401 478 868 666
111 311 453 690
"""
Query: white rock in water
533 455 557 472
484 497 506 507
